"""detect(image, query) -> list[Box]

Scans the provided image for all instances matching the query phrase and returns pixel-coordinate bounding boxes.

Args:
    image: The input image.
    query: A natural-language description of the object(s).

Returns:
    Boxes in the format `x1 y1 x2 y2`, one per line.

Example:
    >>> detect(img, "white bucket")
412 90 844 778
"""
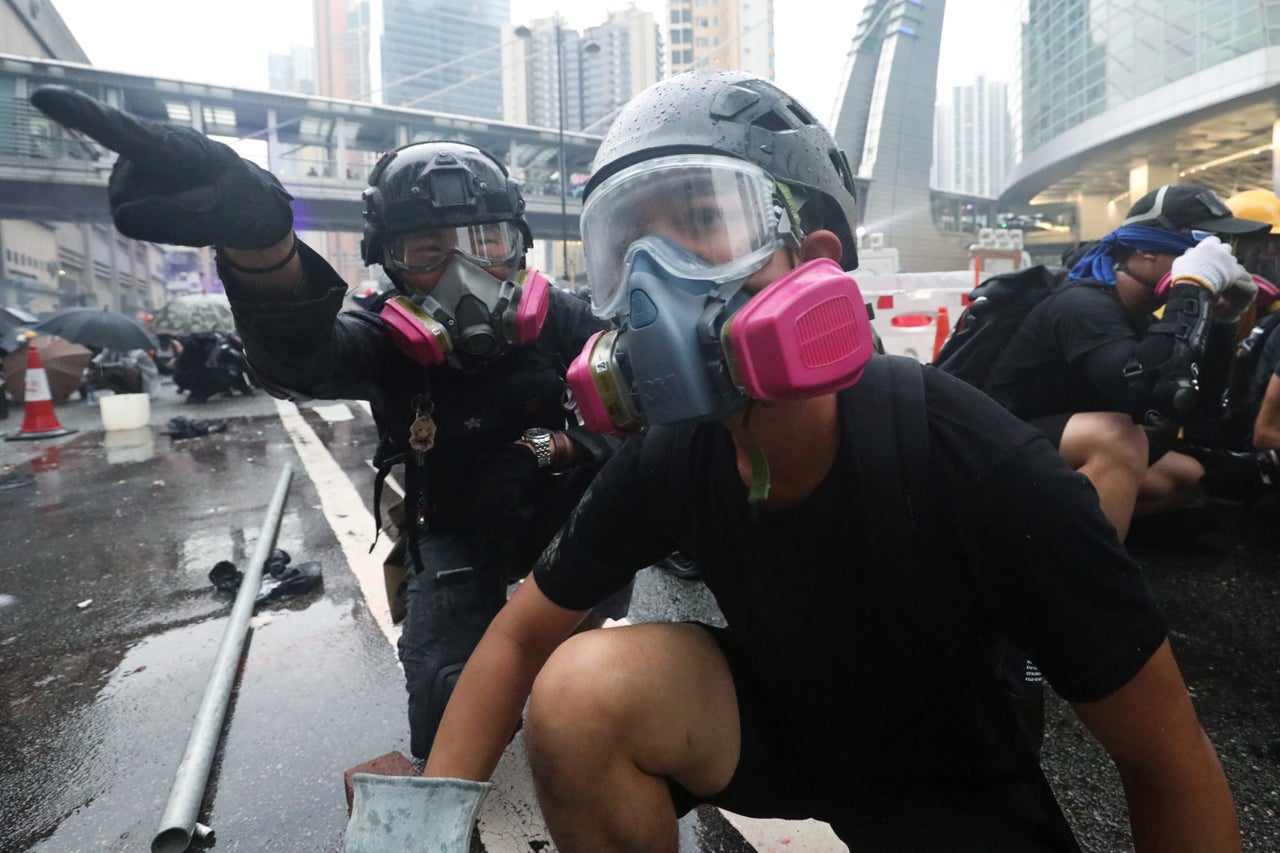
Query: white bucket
99 392 151 431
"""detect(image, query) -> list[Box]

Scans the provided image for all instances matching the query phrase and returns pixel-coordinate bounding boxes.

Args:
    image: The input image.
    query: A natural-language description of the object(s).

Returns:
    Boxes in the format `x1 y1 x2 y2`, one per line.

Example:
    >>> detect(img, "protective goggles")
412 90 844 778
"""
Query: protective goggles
384 221 522 273
581 154 796 319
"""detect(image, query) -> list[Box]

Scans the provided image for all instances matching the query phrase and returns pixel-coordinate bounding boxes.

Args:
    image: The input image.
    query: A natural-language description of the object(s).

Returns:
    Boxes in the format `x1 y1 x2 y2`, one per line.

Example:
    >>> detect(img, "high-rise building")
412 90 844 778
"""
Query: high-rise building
503 7 662 134
308 0 383 288
381 0 509 117
934 76 1012 198
268 44 317 95
664 0 774 79
0 0 176 313
1004 0 1280 238
314 0 376 103
582 7 663 133
503 16 593 132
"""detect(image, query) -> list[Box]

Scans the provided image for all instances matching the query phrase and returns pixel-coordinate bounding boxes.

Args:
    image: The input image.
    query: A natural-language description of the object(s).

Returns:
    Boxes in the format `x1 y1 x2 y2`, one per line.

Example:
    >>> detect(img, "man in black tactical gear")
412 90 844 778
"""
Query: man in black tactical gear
28 87 629 766
984 185 1268 540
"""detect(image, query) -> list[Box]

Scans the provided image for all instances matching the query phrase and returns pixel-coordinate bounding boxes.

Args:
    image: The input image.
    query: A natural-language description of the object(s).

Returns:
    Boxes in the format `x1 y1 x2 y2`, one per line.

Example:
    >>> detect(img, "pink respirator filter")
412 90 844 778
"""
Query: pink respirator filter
381 296 448 365
726 258 875 400
513 269 550 344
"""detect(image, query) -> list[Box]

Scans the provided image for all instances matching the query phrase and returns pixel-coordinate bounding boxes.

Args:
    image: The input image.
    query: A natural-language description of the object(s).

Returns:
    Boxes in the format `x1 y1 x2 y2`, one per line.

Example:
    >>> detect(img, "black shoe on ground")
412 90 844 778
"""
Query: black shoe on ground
656 551 700 581
1126 502 1221 549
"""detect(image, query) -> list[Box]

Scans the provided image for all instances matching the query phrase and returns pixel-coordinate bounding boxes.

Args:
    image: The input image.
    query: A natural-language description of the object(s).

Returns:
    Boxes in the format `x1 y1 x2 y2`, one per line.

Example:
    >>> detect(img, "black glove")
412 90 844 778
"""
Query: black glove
29 85 294 249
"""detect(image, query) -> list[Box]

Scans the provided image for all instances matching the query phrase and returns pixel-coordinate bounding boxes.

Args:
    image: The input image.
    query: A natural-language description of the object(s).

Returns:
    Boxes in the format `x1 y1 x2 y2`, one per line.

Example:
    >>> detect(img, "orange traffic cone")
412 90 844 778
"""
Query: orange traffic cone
5 345 76 441
932 306 951 362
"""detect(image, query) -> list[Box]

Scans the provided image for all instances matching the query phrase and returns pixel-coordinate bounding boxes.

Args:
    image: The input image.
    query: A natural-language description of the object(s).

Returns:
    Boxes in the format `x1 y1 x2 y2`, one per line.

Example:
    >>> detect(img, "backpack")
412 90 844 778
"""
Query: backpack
1228 310 1280 420
640 356 1080 850
933 265 1068 390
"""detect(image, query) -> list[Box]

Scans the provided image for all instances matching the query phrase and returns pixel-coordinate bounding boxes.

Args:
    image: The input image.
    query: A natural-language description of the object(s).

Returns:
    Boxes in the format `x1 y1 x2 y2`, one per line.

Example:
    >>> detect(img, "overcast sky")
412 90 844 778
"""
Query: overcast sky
50 0 1007 129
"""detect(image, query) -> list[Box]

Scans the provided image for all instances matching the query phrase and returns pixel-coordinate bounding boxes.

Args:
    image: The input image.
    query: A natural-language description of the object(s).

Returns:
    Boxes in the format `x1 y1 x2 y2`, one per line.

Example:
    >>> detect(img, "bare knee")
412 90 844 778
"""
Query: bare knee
526 630 634 772
1061 412 1148 476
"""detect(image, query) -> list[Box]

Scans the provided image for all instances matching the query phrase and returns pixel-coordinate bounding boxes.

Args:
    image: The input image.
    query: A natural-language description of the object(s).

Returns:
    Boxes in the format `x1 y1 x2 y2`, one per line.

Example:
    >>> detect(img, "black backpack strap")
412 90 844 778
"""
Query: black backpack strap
638 422 696 539
845 356 1081 852
368 449 407 551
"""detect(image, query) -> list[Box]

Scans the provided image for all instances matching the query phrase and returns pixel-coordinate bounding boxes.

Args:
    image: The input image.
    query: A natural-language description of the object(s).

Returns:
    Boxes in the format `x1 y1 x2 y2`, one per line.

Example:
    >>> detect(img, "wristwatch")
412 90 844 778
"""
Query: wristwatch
521 428 554 469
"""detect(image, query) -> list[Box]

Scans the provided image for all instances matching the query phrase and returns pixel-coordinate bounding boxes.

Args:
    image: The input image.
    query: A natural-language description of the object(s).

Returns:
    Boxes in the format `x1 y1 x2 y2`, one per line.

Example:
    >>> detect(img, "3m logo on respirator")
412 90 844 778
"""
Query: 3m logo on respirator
636 374 683 407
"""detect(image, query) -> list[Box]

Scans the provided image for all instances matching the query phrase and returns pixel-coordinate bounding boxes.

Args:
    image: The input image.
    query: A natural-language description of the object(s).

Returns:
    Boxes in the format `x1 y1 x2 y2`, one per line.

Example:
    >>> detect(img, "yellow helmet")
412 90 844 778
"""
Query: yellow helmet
1226 189 1280 234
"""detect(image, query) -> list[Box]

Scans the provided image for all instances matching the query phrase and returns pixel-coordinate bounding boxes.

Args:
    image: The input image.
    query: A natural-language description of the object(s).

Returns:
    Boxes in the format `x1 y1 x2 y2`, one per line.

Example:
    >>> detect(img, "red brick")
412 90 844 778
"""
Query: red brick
343 751 416 813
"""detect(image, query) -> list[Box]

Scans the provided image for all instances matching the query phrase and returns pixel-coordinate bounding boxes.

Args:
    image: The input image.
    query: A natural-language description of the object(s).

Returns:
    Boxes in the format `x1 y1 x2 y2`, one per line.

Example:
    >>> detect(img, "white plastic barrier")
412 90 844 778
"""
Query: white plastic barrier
851 270 976 364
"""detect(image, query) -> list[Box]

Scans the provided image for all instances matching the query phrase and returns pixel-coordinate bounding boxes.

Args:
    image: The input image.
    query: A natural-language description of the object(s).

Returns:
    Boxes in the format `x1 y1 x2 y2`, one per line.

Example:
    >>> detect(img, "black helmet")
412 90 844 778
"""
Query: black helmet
360 141 534 268
582 70 859 270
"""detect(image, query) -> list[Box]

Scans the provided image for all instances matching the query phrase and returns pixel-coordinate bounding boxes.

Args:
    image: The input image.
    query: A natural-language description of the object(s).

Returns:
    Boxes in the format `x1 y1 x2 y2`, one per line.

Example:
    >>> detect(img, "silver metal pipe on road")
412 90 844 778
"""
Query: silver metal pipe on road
150 464 295 853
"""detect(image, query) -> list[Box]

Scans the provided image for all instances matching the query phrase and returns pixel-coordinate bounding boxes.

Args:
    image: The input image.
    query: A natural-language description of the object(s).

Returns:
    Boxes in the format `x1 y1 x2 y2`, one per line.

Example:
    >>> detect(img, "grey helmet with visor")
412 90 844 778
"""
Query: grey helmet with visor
581 69 860 290
360 141 534 283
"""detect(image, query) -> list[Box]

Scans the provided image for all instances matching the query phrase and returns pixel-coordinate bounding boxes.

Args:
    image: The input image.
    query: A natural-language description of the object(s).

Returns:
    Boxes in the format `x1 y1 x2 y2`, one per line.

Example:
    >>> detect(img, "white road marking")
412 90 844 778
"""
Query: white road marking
313 402 356 422
274 399 556 849
272 399 398 646
719 814 848 852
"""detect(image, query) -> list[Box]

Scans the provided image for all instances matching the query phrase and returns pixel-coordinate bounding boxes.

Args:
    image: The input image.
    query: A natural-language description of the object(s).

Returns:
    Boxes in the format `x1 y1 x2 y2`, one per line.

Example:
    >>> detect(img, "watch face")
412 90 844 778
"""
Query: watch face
522 428 553 467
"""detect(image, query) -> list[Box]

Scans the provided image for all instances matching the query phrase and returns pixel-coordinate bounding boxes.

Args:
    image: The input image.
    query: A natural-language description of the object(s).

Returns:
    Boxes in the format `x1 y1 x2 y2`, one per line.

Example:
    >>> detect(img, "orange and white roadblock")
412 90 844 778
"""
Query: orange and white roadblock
852 229 1031 363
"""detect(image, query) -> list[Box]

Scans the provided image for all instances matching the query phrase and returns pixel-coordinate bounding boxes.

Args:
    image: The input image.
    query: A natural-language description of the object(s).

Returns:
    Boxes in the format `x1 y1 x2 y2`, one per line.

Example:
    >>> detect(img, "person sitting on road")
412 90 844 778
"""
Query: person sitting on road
983 185 1267 540
362 71 1233 852
1169 189 1280 504
28 88 630 765
1223 189 1280 451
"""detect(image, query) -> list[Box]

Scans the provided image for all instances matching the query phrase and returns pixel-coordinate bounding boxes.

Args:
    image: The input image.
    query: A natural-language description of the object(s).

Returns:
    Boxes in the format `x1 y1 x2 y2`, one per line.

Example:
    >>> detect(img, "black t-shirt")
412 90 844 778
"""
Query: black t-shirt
985 282 1147 421
534 364 1167 786
1257 314 1280 393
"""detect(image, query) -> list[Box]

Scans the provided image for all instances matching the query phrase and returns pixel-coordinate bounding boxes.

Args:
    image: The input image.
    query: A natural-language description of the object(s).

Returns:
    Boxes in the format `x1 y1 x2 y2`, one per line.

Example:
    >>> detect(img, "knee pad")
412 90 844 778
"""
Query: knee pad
399 563 506 758
406 659 468 759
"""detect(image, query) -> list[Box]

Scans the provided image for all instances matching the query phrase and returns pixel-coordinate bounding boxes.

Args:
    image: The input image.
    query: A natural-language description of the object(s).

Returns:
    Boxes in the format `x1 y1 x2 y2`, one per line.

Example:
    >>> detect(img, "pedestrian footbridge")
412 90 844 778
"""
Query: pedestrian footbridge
0 53 598 238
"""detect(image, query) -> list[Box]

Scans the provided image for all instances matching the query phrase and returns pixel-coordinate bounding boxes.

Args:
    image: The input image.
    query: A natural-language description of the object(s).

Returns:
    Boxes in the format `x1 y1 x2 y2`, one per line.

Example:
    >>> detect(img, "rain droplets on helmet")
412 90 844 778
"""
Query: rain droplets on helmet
360 141 534 268
583 70 860 270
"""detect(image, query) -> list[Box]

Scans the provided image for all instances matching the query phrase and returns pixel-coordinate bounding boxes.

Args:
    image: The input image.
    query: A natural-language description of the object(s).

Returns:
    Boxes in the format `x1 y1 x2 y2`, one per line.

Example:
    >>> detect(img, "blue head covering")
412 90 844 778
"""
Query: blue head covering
1067 225 1200 285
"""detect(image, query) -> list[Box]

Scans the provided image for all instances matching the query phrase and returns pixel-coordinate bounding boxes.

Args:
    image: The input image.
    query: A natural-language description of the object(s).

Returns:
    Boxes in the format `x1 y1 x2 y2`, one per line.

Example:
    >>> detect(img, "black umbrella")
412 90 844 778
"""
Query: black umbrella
0 307 38 355
33 307 154 352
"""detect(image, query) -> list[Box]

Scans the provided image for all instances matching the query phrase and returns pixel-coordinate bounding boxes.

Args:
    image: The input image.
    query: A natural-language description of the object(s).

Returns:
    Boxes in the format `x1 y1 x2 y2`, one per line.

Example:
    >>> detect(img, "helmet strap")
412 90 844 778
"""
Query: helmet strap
741 399 772 503
775 182 806 247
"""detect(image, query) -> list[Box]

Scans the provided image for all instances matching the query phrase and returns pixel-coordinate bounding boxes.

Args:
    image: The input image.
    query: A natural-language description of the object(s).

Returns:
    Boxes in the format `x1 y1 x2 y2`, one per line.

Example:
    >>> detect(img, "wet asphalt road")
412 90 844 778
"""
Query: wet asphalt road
0 380 1277 851
0 386 411 852
0 383 756 853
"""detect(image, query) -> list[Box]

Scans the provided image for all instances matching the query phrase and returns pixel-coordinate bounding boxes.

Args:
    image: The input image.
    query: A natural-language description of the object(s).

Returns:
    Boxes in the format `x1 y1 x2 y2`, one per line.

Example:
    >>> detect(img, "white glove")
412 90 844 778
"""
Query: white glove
1213 266 1258 323
1170 235 1248 295
343 774 491 853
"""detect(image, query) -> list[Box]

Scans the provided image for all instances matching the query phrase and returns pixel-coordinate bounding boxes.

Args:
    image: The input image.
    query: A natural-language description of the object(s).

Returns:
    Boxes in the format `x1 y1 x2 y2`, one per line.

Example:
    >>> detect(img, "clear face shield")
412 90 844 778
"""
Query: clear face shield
383 221 523 274
1237 233 1280 288
581 154 796 320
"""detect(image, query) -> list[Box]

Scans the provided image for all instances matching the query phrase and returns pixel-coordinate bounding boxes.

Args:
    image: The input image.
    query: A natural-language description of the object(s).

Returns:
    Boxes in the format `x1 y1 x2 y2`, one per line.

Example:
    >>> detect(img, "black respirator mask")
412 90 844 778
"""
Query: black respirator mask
380 256 550 367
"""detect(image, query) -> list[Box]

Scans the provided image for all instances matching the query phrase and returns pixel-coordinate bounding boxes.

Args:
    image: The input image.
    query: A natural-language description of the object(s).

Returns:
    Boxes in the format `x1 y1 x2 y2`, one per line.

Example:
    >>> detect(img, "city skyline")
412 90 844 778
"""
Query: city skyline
49 0 1009 131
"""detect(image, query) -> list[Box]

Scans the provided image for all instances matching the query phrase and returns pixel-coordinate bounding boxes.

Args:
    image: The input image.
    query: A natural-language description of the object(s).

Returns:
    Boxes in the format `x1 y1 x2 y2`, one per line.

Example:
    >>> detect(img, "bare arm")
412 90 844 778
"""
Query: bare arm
423 576 588 781
1069 639 1239 852
1252 374 1280 449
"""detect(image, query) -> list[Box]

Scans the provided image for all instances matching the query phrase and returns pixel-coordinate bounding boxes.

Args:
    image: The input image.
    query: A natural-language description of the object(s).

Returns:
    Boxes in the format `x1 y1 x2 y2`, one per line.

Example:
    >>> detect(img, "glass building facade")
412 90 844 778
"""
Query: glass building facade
1013 0 1280 160
381 0 509 118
